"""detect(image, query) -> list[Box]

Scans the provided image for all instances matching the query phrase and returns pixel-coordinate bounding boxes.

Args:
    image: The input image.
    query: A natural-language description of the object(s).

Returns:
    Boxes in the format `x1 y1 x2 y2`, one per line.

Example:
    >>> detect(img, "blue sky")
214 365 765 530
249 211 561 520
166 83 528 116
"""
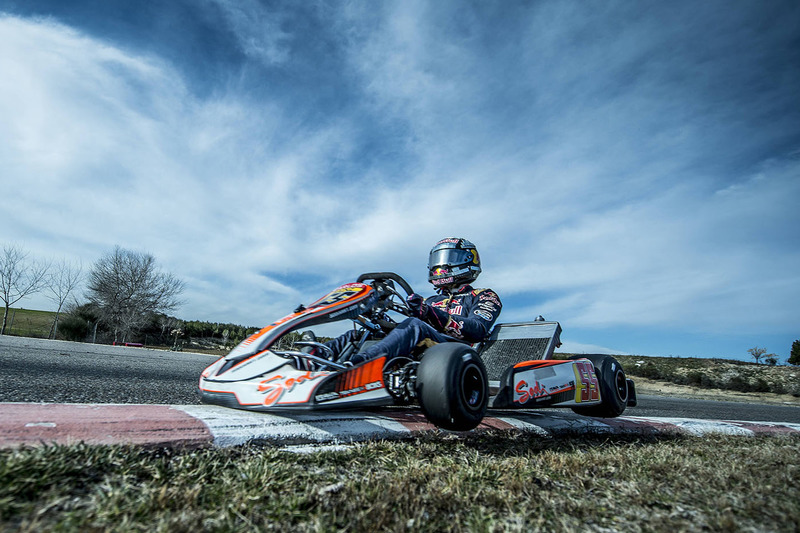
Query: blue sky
1 1 798 360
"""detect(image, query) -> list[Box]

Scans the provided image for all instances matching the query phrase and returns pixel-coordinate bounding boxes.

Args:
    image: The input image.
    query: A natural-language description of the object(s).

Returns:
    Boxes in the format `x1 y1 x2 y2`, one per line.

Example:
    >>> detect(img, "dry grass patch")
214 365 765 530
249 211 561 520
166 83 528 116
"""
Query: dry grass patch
1 432 798 532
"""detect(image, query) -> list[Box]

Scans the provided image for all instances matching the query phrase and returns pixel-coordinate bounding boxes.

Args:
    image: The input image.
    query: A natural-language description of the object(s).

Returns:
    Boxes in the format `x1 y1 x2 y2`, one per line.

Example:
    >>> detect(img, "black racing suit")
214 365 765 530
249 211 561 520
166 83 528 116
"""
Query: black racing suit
326 284 502 364
414 284 503 343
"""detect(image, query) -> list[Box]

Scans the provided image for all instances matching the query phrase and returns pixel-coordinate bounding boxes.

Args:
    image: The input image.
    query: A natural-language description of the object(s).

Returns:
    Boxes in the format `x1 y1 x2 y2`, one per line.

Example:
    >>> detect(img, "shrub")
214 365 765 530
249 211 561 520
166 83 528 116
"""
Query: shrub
728 375 749 392
753 378 770 393
790 340 800 366
58 314 91 342
686 371 704 386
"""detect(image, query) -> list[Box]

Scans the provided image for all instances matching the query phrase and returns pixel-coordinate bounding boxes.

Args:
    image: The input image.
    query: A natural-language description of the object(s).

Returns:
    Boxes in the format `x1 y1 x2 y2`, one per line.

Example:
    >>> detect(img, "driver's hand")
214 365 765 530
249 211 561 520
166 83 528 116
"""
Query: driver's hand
406 293 426 318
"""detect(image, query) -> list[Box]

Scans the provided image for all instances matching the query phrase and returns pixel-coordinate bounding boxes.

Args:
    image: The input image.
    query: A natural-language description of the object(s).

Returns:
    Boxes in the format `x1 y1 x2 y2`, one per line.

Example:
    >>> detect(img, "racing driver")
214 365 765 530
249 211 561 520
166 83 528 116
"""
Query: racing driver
309 237 502 366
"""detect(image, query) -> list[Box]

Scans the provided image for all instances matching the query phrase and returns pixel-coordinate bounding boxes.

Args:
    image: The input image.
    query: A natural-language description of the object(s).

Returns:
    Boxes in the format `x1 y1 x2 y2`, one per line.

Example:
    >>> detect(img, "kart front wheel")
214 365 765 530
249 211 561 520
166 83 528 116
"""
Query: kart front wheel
416 342 488 431
570 354 629 418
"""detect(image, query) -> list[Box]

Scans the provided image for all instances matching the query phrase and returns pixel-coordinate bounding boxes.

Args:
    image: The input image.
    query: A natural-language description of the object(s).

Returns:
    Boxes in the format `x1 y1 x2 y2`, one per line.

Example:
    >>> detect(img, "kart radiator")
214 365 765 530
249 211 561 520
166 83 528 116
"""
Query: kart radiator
478 321 562 381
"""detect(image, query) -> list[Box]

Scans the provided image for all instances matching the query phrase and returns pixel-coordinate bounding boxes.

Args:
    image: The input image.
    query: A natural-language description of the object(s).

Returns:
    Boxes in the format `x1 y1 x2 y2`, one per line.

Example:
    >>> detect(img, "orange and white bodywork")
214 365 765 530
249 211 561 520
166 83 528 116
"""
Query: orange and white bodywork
491 358 605 409
199 282 394 411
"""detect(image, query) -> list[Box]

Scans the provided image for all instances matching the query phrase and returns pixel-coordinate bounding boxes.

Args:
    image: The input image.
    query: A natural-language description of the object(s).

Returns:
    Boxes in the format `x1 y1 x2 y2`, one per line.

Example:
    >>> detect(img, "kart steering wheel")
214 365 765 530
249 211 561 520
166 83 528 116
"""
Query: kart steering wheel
356 272 415 316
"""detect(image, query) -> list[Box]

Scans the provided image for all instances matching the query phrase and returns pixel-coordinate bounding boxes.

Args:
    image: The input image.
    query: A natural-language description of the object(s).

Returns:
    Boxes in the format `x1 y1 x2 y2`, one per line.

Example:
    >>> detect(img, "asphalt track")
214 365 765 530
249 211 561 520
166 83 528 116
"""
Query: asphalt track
2 336 799 448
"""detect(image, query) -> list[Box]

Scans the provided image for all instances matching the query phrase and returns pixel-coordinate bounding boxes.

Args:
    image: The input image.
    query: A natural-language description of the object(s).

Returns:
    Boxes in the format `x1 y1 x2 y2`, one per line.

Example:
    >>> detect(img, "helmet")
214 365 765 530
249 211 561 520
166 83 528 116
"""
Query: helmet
427 237 481 289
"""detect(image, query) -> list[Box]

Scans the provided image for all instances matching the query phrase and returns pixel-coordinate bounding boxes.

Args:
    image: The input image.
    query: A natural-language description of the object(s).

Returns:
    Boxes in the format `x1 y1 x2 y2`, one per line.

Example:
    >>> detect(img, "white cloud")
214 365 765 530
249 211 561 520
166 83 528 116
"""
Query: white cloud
0 15 317 319
1 3 798 361
207 0 290 65
327 3 800 338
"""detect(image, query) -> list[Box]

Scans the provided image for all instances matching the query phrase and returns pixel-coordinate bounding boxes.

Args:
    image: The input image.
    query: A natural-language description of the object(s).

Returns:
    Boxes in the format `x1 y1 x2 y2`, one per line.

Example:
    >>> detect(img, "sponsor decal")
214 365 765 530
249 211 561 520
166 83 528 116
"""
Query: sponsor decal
437 238 461 245
316 380 383 402
329 306 356 318
444 319 464 338
478 301 498 312
478 291 501 306
338 282 366 289
515 379 549 404
227 352 264 373
513 365 576 404
448 305 463 315
312 284 369 307
432 276 455 286
573 361 600 403
258 371 326 406
474 310 493 321
515 379 574 404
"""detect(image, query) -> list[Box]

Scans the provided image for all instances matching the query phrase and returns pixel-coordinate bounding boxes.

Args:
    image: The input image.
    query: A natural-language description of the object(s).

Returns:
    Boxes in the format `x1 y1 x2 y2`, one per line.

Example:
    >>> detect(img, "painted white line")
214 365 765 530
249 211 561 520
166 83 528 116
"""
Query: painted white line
176 405 413 447
726 420 800 432
630 417 754 436
493 417 550 436
620 416 800 436
494 412 622 434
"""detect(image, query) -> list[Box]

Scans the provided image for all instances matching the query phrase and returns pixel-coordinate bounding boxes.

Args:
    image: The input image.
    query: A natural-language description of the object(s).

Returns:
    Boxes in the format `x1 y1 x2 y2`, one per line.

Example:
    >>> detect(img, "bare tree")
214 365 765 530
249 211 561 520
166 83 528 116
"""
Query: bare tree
747 346 766 364
0 244 50 335
87 246 185 343
45 258 83 339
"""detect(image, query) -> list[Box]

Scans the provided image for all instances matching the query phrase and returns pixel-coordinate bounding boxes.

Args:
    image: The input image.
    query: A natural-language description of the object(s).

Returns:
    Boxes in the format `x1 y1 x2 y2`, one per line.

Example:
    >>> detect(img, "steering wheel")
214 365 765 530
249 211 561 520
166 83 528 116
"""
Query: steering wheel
356 272 415 316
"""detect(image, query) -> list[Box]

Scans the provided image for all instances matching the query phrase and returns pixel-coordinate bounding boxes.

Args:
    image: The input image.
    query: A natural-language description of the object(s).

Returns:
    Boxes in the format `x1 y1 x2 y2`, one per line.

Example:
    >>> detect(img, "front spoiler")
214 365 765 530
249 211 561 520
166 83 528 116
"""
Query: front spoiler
200 390 394 412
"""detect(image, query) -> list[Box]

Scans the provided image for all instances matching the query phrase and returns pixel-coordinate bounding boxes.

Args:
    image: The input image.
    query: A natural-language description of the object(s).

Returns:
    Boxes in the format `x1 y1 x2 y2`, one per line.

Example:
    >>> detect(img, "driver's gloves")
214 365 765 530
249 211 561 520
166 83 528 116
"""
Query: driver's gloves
406 293 426 319
407 294 450 331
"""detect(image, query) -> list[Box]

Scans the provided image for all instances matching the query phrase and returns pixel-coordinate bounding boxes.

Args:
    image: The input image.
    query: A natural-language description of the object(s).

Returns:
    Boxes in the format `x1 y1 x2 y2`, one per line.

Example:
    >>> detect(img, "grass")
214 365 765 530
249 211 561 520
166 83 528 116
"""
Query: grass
1 432 798 532
1 308 56 339
0 308 228 354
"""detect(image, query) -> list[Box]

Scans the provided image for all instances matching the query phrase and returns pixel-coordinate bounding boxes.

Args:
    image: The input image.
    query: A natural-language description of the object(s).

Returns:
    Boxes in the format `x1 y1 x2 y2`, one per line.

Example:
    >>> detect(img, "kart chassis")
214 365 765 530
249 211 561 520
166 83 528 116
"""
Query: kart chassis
199 272 636 430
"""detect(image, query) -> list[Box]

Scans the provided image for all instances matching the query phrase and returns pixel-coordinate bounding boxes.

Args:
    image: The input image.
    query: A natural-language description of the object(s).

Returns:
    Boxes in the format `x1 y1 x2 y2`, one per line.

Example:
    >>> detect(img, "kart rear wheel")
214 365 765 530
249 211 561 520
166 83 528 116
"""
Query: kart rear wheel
416 342 488 431
570 354 629 418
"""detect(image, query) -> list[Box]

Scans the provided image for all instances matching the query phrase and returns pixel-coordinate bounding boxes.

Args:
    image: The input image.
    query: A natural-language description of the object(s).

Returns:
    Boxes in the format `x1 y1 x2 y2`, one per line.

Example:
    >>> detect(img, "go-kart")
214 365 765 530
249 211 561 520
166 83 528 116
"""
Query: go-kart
199 272 636 431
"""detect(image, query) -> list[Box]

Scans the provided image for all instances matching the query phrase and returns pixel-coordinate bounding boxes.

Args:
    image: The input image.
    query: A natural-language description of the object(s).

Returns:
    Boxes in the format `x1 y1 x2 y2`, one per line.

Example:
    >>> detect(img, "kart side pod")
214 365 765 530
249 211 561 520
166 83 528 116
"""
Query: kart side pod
479 322 635 417
491 359 593 409
491 356 635 417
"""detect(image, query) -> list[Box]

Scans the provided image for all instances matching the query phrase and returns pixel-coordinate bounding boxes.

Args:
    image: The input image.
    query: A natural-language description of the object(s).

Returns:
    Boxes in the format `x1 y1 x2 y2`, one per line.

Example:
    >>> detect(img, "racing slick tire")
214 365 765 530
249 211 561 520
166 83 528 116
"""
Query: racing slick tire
569 354 629 418
416 342 488 431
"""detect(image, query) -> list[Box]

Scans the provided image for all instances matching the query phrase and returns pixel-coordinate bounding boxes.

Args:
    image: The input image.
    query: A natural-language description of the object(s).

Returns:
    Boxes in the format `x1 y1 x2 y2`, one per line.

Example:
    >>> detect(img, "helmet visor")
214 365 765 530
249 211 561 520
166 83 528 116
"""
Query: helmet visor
428 248 474 269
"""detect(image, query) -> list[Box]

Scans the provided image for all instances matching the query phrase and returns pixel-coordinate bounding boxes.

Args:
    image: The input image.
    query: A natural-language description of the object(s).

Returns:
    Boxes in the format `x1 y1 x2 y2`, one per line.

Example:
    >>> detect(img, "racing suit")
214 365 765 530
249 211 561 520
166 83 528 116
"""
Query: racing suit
325 284 502 365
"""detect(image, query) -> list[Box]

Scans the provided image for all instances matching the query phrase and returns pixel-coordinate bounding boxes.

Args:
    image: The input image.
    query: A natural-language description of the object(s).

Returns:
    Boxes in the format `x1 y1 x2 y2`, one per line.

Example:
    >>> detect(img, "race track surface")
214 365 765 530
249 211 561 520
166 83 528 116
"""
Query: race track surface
0 335 214 404
2 336 799 449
